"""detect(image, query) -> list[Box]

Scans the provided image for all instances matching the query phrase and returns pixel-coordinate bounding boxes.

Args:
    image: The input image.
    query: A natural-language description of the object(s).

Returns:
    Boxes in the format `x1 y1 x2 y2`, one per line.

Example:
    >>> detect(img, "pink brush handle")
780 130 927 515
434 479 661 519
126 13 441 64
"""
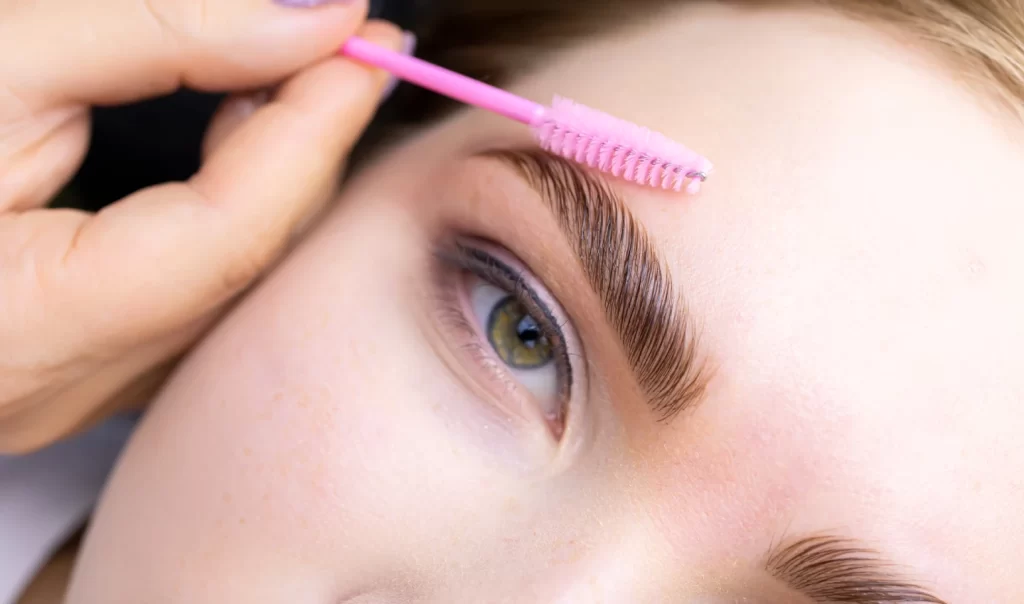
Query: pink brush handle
341 36 545 125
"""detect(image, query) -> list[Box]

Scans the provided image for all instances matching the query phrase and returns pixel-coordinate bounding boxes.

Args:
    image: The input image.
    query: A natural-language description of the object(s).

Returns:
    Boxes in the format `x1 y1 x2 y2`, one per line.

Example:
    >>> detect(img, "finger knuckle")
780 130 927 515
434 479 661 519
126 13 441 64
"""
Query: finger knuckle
139 0 208 50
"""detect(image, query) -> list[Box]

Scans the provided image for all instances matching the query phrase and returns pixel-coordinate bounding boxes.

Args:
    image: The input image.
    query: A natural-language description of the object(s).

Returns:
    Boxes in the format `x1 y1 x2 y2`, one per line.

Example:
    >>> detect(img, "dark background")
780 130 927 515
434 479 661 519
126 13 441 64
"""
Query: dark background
60 0 422 212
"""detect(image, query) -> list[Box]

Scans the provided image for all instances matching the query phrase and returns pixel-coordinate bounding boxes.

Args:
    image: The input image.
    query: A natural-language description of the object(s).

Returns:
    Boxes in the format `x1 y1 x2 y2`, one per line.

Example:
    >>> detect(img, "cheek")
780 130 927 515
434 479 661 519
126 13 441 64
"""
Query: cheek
76 200 476 596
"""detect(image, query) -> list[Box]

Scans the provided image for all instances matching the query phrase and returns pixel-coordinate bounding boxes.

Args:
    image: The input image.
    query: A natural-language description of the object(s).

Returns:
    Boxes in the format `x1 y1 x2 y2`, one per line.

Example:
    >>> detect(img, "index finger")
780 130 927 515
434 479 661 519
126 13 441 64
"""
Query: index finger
0 0 367 111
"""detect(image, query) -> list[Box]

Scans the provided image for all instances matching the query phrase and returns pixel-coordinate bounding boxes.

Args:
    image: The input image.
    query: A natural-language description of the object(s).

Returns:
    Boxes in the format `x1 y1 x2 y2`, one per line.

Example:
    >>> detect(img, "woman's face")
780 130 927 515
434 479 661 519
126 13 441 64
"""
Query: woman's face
69 4 1023 602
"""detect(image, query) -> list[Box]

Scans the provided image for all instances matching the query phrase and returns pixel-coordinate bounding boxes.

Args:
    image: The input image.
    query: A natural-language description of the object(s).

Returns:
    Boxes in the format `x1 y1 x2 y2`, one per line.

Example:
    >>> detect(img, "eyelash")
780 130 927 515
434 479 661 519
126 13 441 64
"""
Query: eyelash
431 240 575 438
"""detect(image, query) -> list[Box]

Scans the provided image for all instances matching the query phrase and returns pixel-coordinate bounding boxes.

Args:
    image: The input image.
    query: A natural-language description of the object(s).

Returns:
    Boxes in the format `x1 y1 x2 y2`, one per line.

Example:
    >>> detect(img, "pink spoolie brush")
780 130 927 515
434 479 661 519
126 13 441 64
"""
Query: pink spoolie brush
341 36 712 194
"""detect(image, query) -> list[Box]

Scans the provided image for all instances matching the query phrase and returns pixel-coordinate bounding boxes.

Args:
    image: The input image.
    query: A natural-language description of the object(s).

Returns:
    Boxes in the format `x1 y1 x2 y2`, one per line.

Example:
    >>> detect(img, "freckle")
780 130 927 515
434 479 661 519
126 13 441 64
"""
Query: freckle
243 447 252 457
239 517 246 525
222 493 233 504
966 255 986 280
273 392 284 403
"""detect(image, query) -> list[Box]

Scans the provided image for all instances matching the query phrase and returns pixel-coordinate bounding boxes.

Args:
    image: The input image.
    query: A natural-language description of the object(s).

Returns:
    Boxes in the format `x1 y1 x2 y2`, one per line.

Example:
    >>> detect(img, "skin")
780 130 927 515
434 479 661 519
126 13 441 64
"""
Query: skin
63 4 1023 602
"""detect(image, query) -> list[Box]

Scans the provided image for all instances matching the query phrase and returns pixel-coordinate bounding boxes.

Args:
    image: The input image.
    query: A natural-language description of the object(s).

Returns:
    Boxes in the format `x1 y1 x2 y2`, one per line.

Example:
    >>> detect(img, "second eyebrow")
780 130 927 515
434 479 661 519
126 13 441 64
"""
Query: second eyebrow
766 535 948 603
482 148 706 421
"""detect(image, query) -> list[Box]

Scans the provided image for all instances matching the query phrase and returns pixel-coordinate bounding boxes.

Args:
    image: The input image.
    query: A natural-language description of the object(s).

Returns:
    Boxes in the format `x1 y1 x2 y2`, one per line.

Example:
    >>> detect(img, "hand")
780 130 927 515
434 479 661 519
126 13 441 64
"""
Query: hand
0 0 403 452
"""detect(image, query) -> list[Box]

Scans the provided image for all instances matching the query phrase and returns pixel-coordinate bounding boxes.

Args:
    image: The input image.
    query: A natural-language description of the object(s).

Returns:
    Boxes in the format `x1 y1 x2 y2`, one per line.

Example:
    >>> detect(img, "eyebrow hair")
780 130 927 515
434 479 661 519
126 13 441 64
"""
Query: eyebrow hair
482 148 707 422
766 535 948 603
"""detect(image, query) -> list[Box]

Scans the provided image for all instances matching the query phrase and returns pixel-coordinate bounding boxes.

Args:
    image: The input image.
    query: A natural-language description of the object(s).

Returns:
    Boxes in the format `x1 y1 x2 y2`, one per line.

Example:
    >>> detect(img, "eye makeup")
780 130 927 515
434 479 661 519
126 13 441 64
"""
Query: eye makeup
429 237 582 441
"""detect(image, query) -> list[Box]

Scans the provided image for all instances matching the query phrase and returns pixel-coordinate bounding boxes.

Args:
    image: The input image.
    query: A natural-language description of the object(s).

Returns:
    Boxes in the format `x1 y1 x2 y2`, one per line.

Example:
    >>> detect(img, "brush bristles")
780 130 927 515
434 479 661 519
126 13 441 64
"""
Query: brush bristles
531 96 711 194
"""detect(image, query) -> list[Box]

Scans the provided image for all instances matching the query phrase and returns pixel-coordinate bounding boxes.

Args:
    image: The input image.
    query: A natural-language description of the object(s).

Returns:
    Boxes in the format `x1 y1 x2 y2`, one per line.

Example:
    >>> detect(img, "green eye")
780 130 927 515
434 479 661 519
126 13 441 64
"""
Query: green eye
487 296 554 369
451 244 576 437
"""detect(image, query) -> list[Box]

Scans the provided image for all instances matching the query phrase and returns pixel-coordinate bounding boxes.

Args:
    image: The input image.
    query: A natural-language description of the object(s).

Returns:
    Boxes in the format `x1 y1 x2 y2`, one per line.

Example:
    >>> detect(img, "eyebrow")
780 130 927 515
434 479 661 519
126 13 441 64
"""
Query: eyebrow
766 534 948 603
481 148 707 422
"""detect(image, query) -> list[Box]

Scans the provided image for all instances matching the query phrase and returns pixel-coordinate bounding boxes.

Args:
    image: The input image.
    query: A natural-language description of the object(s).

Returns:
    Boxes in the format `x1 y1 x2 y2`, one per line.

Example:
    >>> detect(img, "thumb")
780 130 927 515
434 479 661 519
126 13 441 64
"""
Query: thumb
18 22 403 354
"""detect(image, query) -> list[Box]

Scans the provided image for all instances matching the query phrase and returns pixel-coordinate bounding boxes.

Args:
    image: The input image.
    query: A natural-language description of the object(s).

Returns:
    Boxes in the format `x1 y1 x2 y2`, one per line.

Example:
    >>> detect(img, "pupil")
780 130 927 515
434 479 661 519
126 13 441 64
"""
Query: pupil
486 296 553 369
516 315 544 348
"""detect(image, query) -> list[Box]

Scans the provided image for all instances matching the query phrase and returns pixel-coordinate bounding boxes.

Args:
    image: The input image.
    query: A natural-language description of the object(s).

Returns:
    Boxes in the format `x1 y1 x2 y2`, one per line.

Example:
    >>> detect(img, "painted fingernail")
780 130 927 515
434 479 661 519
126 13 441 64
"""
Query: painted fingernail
274 0 355 7
380 31 417 102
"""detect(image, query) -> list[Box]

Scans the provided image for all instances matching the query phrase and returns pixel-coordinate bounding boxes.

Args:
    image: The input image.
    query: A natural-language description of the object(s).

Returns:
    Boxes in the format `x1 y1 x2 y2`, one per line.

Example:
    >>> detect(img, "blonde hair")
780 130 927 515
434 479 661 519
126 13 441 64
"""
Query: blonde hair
383 0 1024 127
823 0 1024 117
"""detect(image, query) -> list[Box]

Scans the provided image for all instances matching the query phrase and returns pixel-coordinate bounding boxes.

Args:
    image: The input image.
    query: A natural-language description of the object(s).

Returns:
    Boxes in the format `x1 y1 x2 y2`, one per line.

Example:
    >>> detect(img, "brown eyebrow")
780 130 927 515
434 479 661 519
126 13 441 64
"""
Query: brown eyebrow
481 148 707 422
766 535 948 603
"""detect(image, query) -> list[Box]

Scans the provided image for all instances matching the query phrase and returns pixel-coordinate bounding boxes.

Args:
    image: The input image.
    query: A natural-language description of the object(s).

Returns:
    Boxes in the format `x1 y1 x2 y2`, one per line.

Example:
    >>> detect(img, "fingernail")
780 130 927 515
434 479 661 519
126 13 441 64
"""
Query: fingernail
274 0 355 7
380 31 417 102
